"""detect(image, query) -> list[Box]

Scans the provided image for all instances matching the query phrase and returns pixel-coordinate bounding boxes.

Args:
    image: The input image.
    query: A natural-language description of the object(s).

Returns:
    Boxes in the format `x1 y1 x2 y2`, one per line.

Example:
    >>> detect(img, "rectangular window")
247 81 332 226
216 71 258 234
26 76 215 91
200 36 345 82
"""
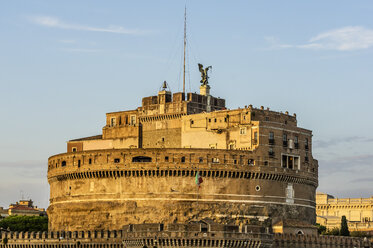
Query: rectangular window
282 154 300 170
294 136 299 149
253 132 258 145
212 158 219 163
114 158 120 163
110 117 116 127
305 138 309 150
89 158 92 165
209 144 217 149
199 157 203 163
130 115 136 125
165 156 169 162
240 127 246 135
181 157 185 163
283 134 288 147
269 132 274 145
269 148 275 158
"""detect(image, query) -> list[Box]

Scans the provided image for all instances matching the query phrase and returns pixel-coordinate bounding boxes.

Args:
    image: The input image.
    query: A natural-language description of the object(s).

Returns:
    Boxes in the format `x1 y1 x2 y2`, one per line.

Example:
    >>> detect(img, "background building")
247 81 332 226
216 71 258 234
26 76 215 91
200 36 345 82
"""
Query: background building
8 200 46 217
316 192 373 232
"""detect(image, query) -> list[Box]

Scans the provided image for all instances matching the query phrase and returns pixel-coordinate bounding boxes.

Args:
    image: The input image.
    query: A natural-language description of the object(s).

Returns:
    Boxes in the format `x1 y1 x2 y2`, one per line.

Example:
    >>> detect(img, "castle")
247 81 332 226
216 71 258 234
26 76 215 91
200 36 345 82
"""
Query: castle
47 78 319 233
0 70 370 247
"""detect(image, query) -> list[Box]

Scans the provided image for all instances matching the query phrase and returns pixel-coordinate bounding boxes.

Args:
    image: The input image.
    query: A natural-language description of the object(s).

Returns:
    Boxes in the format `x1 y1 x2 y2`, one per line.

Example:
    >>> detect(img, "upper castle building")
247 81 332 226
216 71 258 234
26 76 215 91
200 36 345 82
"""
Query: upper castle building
47 82 318 232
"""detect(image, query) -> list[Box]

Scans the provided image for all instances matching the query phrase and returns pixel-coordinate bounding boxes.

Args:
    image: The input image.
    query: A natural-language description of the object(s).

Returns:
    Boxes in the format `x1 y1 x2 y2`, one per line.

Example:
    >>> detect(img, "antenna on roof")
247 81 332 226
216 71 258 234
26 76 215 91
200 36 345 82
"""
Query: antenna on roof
182 5 187 98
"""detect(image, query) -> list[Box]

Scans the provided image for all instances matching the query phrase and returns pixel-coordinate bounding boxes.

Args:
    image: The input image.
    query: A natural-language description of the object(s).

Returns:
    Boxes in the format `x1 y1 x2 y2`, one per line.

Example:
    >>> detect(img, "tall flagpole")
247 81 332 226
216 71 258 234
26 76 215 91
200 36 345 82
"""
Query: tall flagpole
183 6 187 98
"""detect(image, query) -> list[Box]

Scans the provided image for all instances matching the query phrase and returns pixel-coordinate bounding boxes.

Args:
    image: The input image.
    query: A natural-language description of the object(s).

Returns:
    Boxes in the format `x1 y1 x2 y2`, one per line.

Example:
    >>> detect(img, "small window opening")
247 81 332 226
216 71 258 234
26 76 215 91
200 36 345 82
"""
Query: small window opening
264 161 268 166
132 156 152 163
191 120 194 124
61 161 66 167
240 127 246 135
78 160 81 168
255 185 261 191
72 147 77 152
214 118 217 122
294 136 299 149
110 117 116 127
283 133 288 147
253 132 258 145
248 159 254 165
209 118 211 122
181 157 185 163
199 157 203 163
114 158 120 163
89 158 92 164
165 156 169 162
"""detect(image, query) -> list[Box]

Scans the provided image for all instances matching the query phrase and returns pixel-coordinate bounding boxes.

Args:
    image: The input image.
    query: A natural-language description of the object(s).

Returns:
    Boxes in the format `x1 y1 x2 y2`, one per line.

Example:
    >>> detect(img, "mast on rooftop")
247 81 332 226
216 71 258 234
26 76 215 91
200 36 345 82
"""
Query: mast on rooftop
183 6 187 98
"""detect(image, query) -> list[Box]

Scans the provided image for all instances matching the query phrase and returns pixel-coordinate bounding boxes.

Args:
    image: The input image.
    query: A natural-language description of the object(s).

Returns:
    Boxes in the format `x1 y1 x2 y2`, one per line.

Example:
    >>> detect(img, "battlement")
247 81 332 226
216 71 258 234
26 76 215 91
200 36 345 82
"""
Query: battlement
1 229 371 248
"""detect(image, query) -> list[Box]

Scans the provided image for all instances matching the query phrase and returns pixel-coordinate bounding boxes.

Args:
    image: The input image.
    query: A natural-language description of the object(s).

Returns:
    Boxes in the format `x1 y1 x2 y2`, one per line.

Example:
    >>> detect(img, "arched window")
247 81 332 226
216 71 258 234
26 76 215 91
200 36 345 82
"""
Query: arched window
132 156 152 162
61 161 66 167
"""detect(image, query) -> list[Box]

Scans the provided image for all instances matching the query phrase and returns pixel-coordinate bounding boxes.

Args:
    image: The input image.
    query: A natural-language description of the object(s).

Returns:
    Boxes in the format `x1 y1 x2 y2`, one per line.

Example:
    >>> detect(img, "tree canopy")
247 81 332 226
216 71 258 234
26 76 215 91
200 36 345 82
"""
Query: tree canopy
340 215 350 236
0 216 48 232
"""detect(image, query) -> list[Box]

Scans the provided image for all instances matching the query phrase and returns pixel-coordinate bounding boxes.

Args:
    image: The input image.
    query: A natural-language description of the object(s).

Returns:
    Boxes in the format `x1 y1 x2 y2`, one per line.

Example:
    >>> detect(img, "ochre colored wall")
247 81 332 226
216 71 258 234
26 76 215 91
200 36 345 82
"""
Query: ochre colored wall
48 148 317 231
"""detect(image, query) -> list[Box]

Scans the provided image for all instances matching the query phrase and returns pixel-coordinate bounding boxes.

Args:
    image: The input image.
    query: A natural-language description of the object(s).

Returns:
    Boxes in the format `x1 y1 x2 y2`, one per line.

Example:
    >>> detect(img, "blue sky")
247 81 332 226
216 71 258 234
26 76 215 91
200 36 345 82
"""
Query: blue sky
1 1 373 208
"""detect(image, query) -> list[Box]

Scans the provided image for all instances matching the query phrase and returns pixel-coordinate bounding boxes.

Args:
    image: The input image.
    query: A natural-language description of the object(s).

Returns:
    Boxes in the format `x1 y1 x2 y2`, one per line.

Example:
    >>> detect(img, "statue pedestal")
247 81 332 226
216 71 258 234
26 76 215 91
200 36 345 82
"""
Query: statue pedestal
199 85 210 96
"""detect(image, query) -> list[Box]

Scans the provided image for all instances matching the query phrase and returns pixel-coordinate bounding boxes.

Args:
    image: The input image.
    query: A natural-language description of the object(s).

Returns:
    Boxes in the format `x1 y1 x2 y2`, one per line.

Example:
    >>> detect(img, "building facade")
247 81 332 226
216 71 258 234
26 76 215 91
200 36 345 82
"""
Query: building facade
316 192 373 232
7 200 46 216
47 84 318 232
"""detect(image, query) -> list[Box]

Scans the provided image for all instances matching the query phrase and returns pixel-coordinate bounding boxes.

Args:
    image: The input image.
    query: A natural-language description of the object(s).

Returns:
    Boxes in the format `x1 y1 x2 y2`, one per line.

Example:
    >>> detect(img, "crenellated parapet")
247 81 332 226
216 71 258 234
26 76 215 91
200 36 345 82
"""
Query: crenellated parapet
273 233 371 248
1 228 371 248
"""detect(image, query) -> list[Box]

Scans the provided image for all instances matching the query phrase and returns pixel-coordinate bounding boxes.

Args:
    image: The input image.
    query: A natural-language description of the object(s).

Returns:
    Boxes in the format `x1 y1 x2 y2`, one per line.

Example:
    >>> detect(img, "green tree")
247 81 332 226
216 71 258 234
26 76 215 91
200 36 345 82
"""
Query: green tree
315 223 327 234
0 216 48 232
340 215 350 236
324 227 340 235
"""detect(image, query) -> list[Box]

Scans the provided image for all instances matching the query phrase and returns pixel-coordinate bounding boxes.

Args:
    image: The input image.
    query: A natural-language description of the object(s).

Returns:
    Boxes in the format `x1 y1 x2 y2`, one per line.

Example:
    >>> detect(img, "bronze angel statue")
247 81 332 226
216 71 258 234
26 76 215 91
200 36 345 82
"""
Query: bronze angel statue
198 63 212 86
